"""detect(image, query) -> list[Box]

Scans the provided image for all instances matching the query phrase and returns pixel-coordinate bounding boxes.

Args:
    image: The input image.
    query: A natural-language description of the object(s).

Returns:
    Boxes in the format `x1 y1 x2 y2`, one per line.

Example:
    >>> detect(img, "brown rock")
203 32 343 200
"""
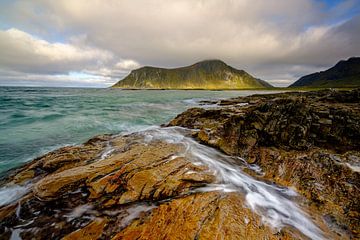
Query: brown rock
62 217 108 240
168 88 360 237
0 134 220 239
319 118 332 125
113 192 298 240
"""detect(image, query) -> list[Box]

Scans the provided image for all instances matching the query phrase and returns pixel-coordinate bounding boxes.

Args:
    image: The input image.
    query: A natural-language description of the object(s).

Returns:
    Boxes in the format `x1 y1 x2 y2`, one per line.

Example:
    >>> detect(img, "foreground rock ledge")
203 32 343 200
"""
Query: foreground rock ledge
0 89 358 240
0 132 304 240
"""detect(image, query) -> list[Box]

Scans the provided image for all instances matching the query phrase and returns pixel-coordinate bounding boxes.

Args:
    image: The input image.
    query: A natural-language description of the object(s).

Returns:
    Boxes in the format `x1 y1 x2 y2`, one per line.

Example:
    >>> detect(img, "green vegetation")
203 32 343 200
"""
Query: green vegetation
113 57 360 90
112 60 272 89
290 57 360 88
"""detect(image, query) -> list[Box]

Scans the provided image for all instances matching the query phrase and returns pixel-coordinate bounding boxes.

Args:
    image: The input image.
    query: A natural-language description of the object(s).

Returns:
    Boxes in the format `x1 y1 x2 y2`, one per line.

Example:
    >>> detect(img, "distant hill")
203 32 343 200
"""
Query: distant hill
112 60 272 89
290 57 360 88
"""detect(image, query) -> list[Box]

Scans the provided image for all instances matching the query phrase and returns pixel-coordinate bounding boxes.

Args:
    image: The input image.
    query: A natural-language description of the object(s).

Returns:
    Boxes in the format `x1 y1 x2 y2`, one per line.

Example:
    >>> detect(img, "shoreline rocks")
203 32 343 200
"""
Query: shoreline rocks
0 89 359 239
0 132 219 239
168 88 360 238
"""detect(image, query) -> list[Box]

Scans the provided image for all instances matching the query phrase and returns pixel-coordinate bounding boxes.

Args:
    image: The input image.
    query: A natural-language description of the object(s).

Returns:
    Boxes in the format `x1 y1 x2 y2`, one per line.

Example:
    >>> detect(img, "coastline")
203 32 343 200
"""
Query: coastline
0 89 359 239
110 86 358 91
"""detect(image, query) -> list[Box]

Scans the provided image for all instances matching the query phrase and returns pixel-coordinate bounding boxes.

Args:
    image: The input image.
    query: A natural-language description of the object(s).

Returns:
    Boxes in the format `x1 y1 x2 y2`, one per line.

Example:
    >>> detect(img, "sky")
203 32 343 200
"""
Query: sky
0 0 359 87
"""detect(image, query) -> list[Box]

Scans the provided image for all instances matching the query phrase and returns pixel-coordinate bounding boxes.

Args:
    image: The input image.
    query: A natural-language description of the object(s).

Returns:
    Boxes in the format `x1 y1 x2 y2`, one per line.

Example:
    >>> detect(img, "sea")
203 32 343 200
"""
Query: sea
0 87 272 176
0 87 329 240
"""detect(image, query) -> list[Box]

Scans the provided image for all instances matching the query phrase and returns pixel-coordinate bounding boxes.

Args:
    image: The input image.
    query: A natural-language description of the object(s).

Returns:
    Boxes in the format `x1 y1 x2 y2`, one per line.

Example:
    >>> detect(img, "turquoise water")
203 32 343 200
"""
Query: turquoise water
0 87 326 240
0 87 268 175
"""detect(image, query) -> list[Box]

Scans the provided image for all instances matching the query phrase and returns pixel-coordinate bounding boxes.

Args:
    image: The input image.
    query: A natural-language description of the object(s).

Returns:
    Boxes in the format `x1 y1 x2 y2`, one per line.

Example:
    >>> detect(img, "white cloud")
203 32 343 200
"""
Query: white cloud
0 0 359 87
0 28 112 73
0 69 113 88
115 60 140 70
0 28 139 86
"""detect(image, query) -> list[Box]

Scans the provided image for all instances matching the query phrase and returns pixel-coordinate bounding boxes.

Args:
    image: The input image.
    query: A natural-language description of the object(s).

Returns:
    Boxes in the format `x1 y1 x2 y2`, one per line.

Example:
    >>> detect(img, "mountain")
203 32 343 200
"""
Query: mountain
290 57 360 88
112 60 272 89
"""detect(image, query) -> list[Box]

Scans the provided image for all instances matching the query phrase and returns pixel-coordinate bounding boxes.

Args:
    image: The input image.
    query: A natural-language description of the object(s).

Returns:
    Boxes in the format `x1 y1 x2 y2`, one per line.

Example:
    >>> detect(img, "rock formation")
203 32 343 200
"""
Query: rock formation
112 60 272 89
290 57 360 88
169 88 360 238
0 131 306 240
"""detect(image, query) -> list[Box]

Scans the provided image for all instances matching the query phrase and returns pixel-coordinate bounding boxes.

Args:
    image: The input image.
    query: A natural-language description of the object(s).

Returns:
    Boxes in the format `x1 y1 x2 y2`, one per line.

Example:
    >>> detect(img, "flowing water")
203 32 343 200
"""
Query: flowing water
0 87 326 239
141 127 325 240
0 86 268 176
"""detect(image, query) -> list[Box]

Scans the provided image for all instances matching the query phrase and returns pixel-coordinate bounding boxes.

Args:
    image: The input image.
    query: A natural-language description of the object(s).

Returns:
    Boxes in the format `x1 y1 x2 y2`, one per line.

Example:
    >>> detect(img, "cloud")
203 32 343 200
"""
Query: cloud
0 69 112 88
0 0 359 87
0 28 112 74
115 60 140 71
0 28 138 86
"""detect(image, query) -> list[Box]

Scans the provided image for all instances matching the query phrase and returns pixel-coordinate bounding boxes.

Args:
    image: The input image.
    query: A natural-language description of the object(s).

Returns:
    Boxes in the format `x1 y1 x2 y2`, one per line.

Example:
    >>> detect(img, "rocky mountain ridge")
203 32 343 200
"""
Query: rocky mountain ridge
290 57 360 88
112 60 272 89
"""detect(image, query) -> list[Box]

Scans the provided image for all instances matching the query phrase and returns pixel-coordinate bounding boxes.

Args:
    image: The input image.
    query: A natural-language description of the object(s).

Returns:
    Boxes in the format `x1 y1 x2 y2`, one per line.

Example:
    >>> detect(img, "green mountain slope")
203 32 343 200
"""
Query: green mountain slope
112 60 272 89
290 57 360 88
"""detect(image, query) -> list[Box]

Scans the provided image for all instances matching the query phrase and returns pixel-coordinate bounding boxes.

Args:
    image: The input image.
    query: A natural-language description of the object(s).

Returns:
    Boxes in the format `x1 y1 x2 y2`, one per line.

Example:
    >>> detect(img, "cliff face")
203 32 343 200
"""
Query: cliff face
290 57 360 88
112 60 272 89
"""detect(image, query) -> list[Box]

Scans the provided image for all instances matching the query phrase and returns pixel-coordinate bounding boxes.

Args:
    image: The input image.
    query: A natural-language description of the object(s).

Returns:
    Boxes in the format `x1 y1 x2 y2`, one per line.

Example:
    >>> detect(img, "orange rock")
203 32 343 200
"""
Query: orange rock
61 217 108 240
169 89 360 237
113 192 297 240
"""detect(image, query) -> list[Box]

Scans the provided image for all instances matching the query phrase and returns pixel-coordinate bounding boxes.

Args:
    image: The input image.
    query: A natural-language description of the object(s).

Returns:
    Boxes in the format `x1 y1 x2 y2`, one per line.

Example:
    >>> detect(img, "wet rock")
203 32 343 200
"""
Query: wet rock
2 134 111 186
318 118 332 125
62 217 108 240
112 192 296 240
169 88 360 237
0 133 222 239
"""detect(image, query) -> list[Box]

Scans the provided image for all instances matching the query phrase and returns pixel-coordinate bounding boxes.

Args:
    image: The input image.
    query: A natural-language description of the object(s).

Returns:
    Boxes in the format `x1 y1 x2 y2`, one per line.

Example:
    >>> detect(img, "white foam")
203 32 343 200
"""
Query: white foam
0 184 30 207
120 204 157 228
15 202 21 218
10 228 22 240
64 204 94 221
182 98 201 105
99 144 115 161
345 162 360 173
138 126 325 240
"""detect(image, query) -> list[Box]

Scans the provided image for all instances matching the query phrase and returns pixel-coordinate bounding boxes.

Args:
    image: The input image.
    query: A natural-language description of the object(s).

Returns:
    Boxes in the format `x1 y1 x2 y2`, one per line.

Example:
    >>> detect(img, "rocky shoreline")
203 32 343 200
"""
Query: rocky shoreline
0 89 359 239
169 88 360 238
